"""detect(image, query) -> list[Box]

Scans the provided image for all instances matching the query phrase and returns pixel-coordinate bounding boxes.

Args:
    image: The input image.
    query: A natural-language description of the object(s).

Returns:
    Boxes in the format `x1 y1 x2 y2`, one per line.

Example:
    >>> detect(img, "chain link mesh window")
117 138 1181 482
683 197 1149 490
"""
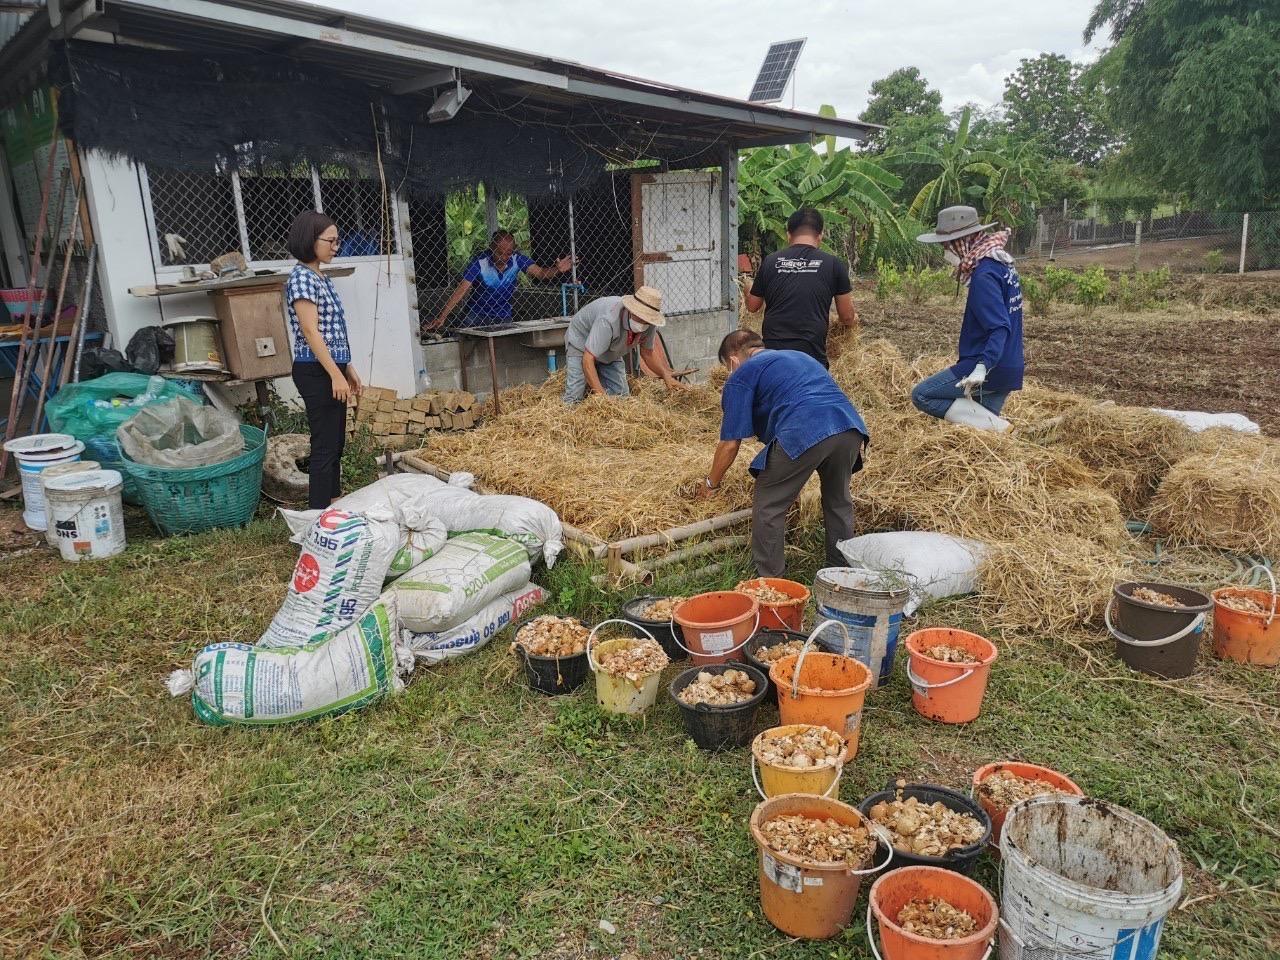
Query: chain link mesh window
147 169 239 266
319 169 394 257
240 166 315 262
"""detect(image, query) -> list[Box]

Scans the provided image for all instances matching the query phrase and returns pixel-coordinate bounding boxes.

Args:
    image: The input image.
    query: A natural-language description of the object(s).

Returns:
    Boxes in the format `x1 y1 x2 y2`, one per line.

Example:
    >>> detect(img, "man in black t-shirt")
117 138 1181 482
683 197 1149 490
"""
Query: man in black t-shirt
746 207 857 367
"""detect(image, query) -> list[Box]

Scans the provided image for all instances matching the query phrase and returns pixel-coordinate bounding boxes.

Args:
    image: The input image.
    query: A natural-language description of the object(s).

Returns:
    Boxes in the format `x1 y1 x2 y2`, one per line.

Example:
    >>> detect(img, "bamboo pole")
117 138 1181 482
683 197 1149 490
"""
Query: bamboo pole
61 242 97 386
646 535 747 571
597 509 755 558
32 179 85 431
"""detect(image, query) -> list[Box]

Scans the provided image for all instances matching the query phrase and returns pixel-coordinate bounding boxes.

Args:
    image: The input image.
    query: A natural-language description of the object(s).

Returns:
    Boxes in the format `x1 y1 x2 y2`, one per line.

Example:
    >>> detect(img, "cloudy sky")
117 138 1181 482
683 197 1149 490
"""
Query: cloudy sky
314 0 1104 117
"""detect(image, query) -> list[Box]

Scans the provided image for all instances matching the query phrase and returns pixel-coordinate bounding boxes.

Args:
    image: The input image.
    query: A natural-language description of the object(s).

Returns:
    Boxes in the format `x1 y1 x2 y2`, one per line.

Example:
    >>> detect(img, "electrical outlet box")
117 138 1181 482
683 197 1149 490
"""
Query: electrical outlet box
255 337 277 358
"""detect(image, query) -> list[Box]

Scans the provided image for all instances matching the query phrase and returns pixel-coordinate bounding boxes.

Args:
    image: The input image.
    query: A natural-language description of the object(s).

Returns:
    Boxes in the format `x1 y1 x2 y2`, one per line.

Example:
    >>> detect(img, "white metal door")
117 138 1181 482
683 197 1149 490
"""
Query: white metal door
633 171 722 314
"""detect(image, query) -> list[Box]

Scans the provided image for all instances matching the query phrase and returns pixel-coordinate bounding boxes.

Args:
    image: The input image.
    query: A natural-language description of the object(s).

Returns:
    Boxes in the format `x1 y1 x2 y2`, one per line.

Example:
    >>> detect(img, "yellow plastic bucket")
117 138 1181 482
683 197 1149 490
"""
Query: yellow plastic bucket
588 619 666 715
752 724 846 799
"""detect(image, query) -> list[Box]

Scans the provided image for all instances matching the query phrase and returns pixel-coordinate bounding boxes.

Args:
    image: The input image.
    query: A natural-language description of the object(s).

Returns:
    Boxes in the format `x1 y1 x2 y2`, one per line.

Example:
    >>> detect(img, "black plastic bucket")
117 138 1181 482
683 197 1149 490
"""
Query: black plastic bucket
857 781 992 875
620 595 686 662
1107 581 1212 680
744 629 809 704
517 647 590 696
669 663 768 751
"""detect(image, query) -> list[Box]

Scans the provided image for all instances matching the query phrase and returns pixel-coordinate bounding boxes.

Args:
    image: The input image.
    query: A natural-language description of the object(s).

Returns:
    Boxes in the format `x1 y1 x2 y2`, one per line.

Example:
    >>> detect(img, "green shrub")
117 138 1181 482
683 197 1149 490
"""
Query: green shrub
1042 264 1075 302
1075 265 1110 313
1021 275 1050 317
1204 249 1225 274
901 265 954 304
875 259 902 300
1115 266 1172 311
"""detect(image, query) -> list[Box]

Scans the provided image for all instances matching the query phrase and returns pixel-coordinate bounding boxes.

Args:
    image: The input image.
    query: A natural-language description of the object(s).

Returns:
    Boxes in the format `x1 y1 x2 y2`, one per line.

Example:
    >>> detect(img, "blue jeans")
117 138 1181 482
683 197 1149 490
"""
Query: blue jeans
563 350 629 404
911 367 1009 420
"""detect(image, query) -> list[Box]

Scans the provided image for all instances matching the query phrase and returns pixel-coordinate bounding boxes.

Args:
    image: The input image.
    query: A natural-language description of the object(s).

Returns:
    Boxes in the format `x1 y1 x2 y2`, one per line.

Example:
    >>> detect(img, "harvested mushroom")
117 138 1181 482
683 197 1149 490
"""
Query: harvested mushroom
923 644 980 664
754 639 805 665
866 784 984 858
896 898 979 940
759 814 875 868
639 597 682 621
976 770 1068 808
1130 587 1184 608
738 583 793 604
677 669 757 706
596 638 669 684
1217 593 1269 615
756 726 842 770
511 616 590 657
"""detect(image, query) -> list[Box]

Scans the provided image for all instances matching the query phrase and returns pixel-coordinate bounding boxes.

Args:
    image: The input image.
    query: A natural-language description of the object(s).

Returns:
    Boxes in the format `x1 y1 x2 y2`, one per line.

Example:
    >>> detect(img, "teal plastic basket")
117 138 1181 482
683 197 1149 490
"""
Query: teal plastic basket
120 424 267 535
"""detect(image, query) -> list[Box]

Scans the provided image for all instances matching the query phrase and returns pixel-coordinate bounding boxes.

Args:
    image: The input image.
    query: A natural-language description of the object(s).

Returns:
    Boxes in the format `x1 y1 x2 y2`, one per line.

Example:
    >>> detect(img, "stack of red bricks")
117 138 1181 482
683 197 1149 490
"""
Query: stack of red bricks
347 387 478 443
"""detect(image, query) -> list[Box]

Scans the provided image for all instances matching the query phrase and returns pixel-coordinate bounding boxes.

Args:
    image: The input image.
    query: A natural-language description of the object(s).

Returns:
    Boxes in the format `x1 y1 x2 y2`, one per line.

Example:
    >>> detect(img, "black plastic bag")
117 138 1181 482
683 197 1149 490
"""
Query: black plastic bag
79 347 130 379
125 326 176 375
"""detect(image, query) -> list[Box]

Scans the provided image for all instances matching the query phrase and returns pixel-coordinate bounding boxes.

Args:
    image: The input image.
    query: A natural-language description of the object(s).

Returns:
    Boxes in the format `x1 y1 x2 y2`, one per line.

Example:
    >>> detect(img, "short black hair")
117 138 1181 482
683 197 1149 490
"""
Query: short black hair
287 210 337 262
491 229 515 247
718 329 764 363
786 207 824 236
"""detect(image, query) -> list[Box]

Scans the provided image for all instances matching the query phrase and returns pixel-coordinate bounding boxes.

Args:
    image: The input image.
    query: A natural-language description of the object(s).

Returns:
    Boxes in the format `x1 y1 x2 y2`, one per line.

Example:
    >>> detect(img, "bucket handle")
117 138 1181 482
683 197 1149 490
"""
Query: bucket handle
789 619 852 700
751 751 843 801
671 608 761 659
867 904 992 960
1243 563 1278 626
850 823 897 877
586 618 659 673
906 661 974 699
1104 599 1207 648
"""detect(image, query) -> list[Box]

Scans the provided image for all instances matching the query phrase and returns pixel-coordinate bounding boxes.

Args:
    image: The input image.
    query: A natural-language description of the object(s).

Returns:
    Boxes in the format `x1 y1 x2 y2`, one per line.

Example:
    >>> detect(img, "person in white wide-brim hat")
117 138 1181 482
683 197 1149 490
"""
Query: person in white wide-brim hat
910 205 1024 432
562 285 686 404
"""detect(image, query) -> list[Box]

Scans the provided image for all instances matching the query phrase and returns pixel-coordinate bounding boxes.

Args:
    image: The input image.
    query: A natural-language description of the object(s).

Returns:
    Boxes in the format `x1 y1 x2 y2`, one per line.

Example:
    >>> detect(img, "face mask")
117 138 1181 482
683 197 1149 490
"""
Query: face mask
628 317 648 334
943 249 962 267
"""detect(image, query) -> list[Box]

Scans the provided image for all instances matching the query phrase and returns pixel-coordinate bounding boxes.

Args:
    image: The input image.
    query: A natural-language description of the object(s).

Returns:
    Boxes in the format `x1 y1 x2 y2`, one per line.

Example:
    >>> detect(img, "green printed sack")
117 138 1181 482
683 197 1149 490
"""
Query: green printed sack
392 532 531 633
167 598 411 726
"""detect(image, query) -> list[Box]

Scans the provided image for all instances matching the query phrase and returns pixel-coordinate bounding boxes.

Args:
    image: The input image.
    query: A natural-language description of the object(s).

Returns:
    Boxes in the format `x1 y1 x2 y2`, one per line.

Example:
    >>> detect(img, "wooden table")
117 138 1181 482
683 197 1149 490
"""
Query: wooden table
454 319 570 415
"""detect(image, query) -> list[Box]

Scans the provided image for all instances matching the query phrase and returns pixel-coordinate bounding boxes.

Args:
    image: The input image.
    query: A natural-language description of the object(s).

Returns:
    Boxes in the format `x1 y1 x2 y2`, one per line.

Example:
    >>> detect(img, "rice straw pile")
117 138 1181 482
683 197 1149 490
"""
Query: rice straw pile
416 335 1275 634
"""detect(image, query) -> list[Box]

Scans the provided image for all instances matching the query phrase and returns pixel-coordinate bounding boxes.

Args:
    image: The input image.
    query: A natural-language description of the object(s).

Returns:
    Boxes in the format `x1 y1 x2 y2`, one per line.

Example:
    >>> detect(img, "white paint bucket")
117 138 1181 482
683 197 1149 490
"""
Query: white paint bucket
44 468 127 562
999 795 1182 960
2 433 85 531
40 460 101 546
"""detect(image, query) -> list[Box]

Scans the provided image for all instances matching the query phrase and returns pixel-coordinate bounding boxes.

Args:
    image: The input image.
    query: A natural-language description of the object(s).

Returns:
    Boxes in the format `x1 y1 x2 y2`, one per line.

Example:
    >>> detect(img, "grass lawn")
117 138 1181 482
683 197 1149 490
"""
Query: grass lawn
3 510 1278 959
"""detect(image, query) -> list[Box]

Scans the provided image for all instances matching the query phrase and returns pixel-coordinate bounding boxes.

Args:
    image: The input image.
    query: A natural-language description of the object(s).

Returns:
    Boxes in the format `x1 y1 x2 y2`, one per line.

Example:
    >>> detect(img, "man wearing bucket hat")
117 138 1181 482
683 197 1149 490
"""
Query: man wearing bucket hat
562 285 686 404
910 205 1023 432
693 329 869 577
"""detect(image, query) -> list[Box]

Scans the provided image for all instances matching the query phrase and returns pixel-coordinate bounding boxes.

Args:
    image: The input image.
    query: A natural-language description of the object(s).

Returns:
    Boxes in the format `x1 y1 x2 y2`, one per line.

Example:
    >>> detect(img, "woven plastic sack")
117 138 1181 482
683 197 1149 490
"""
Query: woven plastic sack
400 583 547 664
392 532 532 633
167 597 411 726
837 532 988 616
260 507 403 648
117 395 244 469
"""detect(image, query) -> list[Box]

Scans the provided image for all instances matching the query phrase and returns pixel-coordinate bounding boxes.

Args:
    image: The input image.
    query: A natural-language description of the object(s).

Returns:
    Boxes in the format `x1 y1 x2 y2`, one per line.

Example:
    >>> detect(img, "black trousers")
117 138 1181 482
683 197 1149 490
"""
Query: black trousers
292 361 347 509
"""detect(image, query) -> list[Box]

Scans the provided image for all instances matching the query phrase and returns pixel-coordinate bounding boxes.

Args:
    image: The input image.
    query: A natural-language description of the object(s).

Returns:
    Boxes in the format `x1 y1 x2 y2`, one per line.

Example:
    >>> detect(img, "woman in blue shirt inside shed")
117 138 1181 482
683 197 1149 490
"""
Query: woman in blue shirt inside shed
424 229 574 331
910 205 1024 432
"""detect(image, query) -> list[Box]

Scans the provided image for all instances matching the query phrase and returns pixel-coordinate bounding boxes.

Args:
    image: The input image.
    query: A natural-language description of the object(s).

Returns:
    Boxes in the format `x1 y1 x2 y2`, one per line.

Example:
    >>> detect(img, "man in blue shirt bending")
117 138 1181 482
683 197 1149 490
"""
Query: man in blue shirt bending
694 330 870 577
910 205 1024 432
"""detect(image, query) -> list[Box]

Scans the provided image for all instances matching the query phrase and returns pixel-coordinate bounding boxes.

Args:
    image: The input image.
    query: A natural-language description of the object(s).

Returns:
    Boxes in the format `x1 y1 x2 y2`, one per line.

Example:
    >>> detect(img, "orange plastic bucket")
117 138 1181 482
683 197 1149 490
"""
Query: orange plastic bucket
1211 584 1280 666
770 623 872 762
749 793 892 940
736 577 810 631
905 628 997 724
868 865 997 960
970 761 1083 849
672 591 759 666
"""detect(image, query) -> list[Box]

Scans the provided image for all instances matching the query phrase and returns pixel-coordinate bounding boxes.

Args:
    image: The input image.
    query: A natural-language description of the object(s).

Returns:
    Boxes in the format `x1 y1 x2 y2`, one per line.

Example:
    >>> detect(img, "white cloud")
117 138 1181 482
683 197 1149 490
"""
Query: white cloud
309 0 1106 119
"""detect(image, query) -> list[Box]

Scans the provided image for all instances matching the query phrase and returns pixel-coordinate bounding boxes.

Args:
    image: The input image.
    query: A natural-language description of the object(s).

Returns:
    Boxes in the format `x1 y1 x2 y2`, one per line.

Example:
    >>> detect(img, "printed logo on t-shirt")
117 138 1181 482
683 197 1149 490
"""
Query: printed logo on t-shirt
775 257 824 274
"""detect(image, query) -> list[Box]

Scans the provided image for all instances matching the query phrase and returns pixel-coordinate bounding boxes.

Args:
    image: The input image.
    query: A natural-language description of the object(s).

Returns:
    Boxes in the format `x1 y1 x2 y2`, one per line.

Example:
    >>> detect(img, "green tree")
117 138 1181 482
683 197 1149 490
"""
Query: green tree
1002 53 1115 165
858 67 944 151
1085 0 1280 209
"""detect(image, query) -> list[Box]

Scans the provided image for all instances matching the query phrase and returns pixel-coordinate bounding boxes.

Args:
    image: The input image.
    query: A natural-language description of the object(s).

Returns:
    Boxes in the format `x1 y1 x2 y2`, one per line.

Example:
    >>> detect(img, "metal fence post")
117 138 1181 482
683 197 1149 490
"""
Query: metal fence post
1133 220 1142 270
1239 213 1250 274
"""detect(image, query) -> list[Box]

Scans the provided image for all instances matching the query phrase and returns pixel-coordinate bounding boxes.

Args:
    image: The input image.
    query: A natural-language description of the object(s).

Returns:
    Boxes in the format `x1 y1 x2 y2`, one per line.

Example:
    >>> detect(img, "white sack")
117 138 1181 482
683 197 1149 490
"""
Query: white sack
401 583 548 664
392 532 532 634
1149 409 1261 434
838 532 988 615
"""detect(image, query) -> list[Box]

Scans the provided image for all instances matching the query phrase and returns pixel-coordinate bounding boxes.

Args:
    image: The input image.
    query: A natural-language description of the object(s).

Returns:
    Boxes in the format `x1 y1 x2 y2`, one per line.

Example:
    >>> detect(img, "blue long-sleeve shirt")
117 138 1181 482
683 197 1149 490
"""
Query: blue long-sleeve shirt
950 258 1024 393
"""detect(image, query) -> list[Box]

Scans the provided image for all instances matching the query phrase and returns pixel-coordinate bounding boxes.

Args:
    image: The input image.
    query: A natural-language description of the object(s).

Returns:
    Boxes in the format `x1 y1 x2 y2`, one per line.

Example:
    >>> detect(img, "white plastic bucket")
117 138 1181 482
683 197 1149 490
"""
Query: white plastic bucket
812 567 910 688
999 795 1182 960
44 468 127 562
3 434 85 531
40 460 101 546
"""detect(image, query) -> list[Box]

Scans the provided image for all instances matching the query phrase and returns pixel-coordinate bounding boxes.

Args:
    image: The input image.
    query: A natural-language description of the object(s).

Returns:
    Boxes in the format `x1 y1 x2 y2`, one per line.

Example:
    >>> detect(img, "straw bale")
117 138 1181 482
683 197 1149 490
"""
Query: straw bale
1148 443 1280 557
978 535 1125 634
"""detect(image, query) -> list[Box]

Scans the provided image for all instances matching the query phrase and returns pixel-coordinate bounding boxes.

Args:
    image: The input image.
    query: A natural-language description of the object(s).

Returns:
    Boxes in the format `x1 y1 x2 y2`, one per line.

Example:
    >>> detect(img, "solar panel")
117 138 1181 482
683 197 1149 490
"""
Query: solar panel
748 38 806 103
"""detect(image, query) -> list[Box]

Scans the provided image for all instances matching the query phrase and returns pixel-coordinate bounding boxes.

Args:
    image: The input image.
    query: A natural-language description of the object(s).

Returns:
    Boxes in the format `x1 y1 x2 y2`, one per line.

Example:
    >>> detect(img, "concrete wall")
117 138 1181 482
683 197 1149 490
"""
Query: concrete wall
419 306 734 397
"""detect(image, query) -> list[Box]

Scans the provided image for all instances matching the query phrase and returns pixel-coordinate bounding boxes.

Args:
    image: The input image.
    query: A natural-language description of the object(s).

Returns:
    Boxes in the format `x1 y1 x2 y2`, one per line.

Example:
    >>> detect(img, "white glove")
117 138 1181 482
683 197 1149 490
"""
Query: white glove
956 363 988 393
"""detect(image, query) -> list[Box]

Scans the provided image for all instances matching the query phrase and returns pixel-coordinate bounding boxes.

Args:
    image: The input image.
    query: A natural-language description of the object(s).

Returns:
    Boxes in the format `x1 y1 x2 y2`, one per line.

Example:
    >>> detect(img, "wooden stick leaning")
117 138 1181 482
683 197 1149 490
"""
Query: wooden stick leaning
2 167 70 472
61 242 97 387
32 178 85 431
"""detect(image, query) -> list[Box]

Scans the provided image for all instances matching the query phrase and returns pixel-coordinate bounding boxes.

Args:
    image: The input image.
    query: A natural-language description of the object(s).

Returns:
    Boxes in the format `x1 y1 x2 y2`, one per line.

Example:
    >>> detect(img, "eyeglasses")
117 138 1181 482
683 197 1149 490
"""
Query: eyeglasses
319 236 340 247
